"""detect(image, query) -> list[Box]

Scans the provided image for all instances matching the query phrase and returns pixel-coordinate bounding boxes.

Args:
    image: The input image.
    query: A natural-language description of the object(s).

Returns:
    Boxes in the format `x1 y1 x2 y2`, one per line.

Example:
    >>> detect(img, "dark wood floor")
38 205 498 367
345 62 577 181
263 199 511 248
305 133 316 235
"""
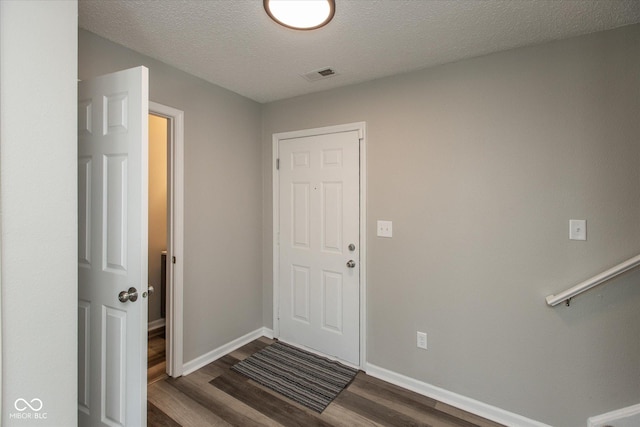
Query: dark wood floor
148 327 167 385
147 337 504 427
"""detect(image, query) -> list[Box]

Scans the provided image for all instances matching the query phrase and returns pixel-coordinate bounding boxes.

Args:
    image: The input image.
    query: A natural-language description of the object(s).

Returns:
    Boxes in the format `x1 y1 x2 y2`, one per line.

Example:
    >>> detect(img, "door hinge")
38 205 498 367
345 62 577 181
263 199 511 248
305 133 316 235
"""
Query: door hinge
172 256 176 264
276 158 280 170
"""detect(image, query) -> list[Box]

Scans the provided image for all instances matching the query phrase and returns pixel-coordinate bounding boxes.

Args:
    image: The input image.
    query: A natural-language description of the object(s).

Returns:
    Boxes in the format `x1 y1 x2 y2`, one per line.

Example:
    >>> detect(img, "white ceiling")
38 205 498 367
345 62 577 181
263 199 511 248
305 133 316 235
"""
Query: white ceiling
79 0 640 104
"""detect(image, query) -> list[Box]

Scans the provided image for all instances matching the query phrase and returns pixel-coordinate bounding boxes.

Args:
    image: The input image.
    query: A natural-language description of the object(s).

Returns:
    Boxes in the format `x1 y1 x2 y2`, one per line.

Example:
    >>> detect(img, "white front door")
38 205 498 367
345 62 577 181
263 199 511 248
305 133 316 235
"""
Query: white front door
278 130 360 365
78 66 149 427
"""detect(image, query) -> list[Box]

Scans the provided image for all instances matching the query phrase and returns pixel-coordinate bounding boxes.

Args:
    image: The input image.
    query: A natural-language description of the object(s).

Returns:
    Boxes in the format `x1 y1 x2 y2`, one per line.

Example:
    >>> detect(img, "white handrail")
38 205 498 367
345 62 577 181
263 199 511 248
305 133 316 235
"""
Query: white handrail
546 254 640 306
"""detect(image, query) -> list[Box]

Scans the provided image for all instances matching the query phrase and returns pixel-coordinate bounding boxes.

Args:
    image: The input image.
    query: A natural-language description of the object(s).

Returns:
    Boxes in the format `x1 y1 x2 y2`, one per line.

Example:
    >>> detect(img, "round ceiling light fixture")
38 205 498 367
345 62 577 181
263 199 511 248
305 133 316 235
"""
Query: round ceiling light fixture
264 0 335 30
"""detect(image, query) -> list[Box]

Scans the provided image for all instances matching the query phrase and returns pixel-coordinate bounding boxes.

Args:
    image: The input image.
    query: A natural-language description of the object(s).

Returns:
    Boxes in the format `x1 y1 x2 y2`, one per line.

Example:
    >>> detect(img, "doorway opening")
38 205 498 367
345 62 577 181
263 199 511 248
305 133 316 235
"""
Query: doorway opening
148 102 185 381
147 113 169 383
272 122 367 368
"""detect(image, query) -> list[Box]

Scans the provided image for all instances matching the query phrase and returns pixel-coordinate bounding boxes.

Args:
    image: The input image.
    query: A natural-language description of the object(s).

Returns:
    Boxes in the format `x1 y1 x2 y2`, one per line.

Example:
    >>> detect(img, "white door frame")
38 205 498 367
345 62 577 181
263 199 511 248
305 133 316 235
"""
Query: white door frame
272 122 367 368
149 101 184 377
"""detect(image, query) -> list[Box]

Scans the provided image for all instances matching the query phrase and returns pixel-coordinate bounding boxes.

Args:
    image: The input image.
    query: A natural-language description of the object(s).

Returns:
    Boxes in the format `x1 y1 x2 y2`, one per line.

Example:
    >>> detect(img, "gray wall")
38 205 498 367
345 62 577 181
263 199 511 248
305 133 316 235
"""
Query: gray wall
1 1 78 425
261 24 640 426
79 29 264 362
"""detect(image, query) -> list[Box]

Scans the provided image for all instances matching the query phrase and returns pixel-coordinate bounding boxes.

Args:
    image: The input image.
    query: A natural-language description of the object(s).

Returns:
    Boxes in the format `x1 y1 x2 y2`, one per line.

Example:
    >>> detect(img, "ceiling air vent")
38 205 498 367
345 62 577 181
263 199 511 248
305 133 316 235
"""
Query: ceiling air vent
302 67 339 82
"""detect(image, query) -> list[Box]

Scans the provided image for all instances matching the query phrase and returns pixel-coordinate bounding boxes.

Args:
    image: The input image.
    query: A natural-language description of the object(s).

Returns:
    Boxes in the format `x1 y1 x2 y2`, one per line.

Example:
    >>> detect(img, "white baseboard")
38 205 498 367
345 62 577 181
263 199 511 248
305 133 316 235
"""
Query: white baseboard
261 328 274 339
588 403 640 427
182 327 273 376
148 318 166 331
365 363 550 427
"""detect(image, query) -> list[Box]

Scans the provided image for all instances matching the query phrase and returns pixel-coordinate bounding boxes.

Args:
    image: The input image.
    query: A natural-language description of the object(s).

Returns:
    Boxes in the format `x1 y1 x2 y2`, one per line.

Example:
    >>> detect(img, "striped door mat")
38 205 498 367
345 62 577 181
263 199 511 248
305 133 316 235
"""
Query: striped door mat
231 341 358 413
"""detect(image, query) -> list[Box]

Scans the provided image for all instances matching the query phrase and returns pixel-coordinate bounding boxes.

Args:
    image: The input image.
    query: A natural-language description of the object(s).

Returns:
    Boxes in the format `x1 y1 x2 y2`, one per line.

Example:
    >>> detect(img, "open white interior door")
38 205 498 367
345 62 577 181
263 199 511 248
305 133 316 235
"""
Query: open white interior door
78 66 149 427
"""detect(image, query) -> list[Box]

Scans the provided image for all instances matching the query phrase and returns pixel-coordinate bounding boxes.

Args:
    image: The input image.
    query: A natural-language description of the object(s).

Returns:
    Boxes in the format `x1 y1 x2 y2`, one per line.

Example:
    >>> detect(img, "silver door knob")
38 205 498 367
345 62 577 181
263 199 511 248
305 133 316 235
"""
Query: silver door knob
143 285 155 298
346 260 356 268
118 287 138 303
348 243 356 251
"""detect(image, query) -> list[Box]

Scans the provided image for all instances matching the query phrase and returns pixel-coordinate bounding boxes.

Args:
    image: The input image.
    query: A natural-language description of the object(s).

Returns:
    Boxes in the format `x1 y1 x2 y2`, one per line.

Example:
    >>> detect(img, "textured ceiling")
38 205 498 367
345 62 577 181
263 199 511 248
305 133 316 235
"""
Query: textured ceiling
79 0 640 103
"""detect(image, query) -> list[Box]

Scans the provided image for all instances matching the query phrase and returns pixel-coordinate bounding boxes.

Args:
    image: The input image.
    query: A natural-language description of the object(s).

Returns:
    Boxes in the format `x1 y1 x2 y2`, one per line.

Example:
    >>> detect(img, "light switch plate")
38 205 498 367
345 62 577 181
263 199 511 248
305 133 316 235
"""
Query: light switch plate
377 220 393 238
569 219 587 241
417 331 427 350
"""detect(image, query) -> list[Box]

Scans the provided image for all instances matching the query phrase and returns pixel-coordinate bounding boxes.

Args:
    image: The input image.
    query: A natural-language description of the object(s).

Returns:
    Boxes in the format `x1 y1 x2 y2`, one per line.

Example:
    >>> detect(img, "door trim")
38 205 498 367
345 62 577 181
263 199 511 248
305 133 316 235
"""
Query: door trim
149 101 184 377
272 122 367 368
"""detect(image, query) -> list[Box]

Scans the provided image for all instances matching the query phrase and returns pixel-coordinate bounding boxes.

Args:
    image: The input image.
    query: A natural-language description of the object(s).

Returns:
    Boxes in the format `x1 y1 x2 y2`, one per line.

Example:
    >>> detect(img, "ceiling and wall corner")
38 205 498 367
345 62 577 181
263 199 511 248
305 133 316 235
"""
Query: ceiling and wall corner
78 0 640 103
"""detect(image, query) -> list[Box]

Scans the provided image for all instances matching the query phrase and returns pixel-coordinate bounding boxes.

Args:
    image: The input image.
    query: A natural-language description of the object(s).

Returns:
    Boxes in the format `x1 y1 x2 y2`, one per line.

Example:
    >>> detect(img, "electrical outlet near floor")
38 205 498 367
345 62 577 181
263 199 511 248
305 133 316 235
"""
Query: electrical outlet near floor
417 331 427 350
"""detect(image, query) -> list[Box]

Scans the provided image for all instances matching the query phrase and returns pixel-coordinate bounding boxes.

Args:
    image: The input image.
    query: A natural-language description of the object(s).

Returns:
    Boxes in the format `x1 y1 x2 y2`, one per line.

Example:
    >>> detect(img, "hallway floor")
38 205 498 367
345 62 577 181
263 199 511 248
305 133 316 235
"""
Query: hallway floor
148 327 167 385
147 336 504 427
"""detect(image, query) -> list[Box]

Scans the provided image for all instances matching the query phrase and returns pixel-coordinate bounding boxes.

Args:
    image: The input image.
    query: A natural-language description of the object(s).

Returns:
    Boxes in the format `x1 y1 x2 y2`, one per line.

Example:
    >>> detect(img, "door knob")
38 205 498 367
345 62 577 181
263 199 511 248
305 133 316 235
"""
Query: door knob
118 287 138 303
143 285 155 298
346 260 356 268
348 243 356 251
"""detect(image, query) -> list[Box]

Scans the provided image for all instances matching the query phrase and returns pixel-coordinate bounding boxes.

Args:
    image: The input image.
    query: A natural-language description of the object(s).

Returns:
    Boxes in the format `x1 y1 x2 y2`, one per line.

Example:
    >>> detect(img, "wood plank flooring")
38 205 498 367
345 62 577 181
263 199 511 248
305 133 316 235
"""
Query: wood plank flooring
148 327 168 385
148 337 504 427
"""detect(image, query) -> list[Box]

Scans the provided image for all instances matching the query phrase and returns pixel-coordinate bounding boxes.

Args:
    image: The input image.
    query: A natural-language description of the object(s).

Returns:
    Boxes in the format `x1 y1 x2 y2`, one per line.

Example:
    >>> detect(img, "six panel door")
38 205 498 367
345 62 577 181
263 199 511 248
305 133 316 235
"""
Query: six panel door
78 66 149 427
278 130 360 365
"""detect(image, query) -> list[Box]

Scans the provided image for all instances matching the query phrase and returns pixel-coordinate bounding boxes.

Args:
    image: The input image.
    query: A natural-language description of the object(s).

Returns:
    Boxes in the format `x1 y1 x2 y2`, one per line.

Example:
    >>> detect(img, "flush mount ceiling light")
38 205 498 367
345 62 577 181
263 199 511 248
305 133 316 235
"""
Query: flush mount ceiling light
264 0 335 30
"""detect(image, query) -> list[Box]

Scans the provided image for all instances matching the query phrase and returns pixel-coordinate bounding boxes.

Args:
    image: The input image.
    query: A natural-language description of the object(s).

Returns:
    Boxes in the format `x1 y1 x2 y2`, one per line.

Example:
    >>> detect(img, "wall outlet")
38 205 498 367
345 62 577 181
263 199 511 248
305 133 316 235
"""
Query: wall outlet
417 331 427 350
377 220 393 238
